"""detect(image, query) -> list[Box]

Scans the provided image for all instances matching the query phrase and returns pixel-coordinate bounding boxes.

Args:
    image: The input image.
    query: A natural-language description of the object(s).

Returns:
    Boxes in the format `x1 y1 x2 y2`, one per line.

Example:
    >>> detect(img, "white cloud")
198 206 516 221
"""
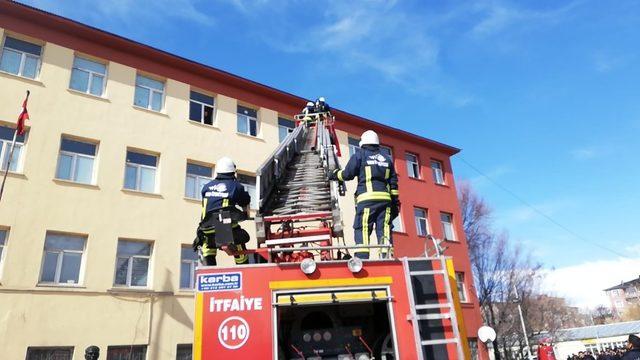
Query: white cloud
541 257 640 309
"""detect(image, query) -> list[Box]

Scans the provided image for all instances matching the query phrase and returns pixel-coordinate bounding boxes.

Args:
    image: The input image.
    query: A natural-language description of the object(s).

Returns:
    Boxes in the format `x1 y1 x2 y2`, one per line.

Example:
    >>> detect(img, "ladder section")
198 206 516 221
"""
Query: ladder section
254 113 344 262
403 257 465 360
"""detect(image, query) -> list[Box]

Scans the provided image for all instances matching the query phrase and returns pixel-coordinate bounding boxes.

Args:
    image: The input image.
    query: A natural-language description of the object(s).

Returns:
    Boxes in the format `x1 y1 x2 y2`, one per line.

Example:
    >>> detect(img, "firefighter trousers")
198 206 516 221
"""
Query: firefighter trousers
201 226 250 266
353 200 393 259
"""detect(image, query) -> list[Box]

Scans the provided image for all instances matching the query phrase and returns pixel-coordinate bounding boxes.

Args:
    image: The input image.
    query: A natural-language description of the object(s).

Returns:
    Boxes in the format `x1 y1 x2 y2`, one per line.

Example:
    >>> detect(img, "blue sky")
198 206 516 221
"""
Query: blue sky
23 0 640 306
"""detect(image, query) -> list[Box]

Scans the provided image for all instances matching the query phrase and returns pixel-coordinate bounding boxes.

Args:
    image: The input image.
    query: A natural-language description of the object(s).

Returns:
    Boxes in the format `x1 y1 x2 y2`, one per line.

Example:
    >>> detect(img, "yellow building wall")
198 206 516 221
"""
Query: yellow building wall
0 27 360 359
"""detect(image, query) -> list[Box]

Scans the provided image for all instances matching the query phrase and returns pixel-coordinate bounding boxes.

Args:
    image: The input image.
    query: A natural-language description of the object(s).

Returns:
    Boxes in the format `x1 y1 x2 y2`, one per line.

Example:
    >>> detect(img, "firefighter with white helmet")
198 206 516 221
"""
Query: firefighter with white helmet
315 96 330 113
330 130 399 258
193 156 251 266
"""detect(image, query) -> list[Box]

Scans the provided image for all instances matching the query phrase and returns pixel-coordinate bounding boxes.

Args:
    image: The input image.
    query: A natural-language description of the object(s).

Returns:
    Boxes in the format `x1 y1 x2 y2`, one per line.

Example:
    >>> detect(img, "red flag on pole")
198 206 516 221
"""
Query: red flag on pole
17 90 30 135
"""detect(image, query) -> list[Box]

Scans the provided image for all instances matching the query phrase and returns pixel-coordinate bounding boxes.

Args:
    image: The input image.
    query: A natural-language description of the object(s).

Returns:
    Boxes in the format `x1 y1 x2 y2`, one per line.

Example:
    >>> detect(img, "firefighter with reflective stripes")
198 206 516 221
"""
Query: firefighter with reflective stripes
193 157 251 266
330 130 399 259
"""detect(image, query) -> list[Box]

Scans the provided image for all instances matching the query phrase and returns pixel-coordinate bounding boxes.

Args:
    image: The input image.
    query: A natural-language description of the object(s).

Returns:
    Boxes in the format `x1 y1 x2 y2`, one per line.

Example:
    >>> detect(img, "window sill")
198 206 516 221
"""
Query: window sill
121 188 163 199
67 88 110 102
392 231 408 235
434 182 449 188
460 302 475 308
0 70 45 86
184 196 201 204
132 105 169 117
107 287 173 296
36 283 85 289
53 178 99 189
2 171 27 180
236 132 265 142
444 238 460 243
408 176 426 183
188 120 220 131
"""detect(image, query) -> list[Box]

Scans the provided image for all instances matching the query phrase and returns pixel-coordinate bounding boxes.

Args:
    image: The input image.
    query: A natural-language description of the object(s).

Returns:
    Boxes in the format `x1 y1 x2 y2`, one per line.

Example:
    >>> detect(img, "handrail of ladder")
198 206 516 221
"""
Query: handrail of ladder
255 123 307 211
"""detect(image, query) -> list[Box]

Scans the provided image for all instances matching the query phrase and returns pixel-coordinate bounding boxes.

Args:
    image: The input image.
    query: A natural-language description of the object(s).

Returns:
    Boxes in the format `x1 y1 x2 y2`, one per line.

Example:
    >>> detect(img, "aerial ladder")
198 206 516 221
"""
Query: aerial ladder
193 105 471 360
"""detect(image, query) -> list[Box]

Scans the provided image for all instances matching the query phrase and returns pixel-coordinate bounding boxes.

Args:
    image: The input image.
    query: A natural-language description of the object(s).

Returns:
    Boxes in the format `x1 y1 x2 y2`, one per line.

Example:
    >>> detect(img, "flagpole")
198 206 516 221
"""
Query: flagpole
0 128 18 203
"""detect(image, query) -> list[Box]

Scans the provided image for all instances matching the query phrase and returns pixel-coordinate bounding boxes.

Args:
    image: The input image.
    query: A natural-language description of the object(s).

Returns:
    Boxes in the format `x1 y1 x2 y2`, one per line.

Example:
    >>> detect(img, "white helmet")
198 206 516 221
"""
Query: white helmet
318 97 326 103
306 101 314 107
215 156 236 174
360 130 379 146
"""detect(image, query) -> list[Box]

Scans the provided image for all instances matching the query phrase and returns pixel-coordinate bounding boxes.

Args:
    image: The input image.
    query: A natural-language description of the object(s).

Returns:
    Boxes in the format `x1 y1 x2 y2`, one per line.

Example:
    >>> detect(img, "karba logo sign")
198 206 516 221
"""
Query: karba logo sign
198 272 242 292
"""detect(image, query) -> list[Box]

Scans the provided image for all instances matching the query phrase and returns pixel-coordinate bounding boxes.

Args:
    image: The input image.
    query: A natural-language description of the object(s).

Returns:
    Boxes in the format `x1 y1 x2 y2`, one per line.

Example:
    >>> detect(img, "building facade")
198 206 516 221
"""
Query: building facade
605 276 640 317
0 2 483 359
551 320 640 359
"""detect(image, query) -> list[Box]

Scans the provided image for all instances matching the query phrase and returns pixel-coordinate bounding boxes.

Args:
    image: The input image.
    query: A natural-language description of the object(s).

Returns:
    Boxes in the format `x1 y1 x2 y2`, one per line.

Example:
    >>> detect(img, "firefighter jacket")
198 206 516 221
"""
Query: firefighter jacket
334 145 399 204
200 173 251 220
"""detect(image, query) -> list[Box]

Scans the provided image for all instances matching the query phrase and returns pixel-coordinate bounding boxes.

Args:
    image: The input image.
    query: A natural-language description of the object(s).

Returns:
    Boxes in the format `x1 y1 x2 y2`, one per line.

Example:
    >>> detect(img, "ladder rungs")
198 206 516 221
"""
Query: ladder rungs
414 313 451 321
421 338 459 346
415 303 451 310
409 270 446 276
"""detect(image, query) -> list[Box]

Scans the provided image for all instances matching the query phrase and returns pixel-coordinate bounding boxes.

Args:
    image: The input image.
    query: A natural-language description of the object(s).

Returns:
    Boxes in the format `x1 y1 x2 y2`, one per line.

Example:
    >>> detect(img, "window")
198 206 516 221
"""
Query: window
348 137 360 157
380 145 392 158
69 56 107 96
124 151 158 193
431 160 445 185
180 246 198 289
39 233 85 285
615 300 624 308
0 229 7 266
456 272 468 302
107 345 147 360
406 153 420 179
278 118 295 142
114 240 152 287
189 91 215 125
237 105 258 137
0 36 41 79
134 74 164 111
440 212 456 241
176 344 192 360
0 125 26 172
185 162 212 200
392 214 403 233
56 138 97 184
414 208 429 237
238 174 258 210
26 347 73 360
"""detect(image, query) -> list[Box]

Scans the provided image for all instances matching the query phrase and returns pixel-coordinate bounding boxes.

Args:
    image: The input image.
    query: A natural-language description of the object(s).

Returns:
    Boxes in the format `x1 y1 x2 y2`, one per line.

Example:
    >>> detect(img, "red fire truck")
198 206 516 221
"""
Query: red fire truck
193 110 472 360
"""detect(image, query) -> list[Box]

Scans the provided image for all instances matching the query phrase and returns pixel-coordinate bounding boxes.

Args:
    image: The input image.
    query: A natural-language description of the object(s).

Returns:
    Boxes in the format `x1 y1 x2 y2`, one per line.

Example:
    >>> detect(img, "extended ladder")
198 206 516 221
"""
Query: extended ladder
403 237 466 359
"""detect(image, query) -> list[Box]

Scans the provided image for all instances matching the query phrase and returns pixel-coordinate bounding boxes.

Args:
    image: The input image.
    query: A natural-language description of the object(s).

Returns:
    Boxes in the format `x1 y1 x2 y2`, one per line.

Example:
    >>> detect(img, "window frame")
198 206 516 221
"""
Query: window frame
106 345 147 360
26 346 74 360
0 36 42 79
38 233 86 286
134 74 165 112
430 159 445 185
185 162 213 200
406 152 420 179
114 239 153 288
55 137 98 184
278 117 295 143
238 173 258 210
237 107 259 137
392 213 404 233
440 212 456 241
348 137 360 157
69 55 107 97
0 125 27 173
189 90 216 126
124 150 159 193
0 228 8 278
414 207 429 237
180 245 198 290
456 272 468 302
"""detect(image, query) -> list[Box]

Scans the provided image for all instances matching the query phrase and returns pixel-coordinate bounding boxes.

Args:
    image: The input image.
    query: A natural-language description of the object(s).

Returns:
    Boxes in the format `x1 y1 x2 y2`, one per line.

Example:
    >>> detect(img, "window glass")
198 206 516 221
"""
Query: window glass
114 240 151 287
61 138 96 156
73 57 106 74
134 86 150 108
40 233 85 285
456 272 468 302
189 91 215 125
22 55 39 78
4 37 42 55
69 68 90 92
26 347 73 360
237 105 257 118
186 163 213 199
136 75 164 90
117 240 151 256
107 345 147 360
134 75 164 111
56 138 96 184
70 57 107 96
126 151 157 167
190 91 214 105
0 126 26 173
406 153 420 178
187 163 212 177
348 137 360 156
139 167 156 193
176 344 193 360
392 215 403 232
180 246 198 289
238 174 258 210
431 160 445 184
441 212 455 241
237 115 248 134
0 48 21 74
278 118 295 142
414 208 428 236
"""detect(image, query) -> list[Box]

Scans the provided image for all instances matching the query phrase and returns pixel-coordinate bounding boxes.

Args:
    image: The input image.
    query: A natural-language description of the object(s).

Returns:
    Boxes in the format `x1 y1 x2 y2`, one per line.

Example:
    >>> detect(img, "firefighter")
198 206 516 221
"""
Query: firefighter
193 156 251 266
330 130 399 259
315 97 330 113
622 334 640 360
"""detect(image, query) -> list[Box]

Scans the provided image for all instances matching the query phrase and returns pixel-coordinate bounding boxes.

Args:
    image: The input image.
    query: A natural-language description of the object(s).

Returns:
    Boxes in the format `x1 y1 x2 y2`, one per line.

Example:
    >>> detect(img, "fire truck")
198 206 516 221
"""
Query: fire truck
193 108 472 360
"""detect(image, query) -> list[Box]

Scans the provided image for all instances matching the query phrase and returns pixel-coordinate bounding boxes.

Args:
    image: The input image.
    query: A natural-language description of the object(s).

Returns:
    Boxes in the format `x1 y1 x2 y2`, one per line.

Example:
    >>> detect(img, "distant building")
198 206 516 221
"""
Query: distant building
604 276 640 316
552 320 640 359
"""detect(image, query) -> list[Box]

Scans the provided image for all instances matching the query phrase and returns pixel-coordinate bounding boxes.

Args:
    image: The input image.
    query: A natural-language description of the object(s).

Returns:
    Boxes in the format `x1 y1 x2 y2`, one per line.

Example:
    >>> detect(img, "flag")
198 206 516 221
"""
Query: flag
17 91 30 135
